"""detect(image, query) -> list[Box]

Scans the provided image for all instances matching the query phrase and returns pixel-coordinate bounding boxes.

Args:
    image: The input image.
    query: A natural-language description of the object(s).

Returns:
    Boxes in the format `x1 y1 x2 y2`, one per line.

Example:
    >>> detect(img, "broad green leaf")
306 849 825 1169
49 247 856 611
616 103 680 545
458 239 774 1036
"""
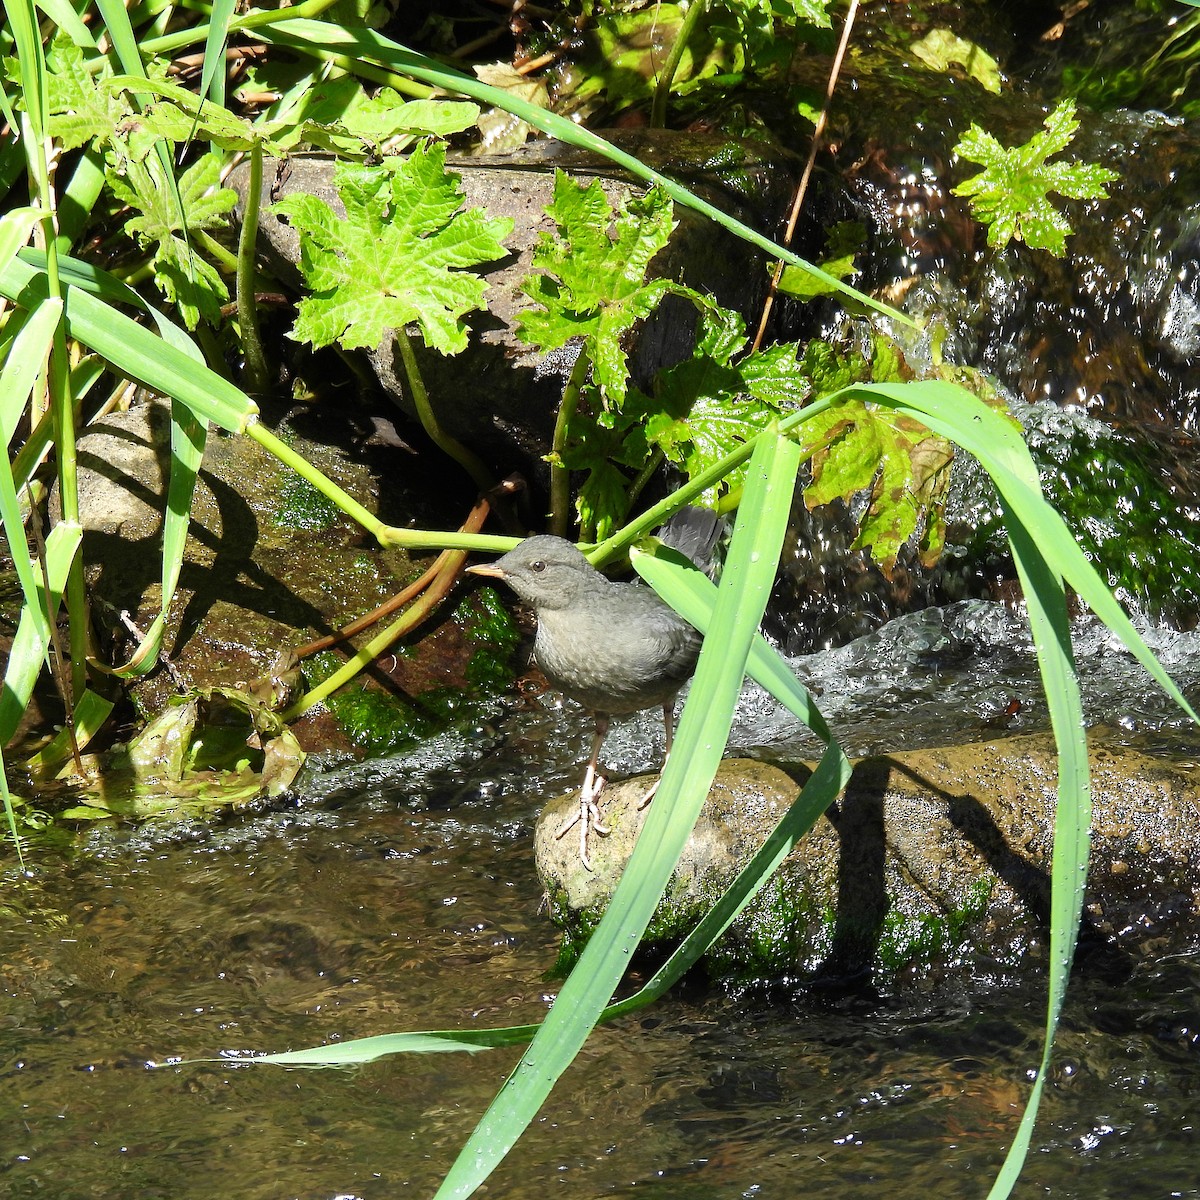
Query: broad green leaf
345 94 480 141
276 142 512 355
953 99 1118 255
911 28 1003 93
41 33 124 151
646 315 809 502
106 152 237 328
574 458 631 542
803 400 954 570
517 173 676 405
93 0 197 305
774 0 834 26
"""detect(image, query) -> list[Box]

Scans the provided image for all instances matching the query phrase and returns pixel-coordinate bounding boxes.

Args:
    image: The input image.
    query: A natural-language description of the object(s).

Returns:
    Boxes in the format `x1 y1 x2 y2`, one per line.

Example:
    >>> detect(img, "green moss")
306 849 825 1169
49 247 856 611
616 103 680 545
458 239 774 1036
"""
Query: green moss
464 585 521 692
275 473 342 531
876 877 992 973
302 587 520 757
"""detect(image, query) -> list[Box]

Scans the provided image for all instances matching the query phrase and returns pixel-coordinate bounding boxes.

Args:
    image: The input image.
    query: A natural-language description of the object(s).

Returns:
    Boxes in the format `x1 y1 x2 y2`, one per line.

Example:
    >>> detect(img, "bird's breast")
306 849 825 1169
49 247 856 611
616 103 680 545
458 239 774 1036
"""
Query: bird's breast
532 598 699 715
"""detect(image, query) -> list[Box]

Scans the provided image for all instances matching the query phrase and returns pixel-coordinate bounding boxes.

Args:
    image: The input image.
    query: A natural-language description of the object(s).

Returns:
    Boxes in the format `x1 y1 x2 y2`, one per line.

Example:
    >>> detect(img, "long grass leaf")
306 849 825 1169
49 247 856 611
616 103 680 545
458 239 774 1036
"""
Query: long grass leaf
983 508 1088 1200
25 689 115 767
0 253 255 431
0 297 61 448
196 0 237 111
0 206 41 273
106 401 207 676
432 430 800 1200
35 0 95 47
818 377 1196 1198
0 521 81 743
20 247 206 360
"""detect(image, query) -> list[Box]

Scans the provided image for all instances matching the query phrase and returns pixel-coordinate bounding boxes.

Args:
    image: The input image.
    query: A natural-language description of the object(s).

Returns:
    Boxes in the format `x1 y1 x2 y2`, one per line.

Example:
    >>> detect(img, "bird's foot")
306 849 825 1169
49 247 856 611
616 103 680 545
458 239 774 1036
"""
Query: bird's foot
636 747 673 811
555 767 609 871
635 776 660 811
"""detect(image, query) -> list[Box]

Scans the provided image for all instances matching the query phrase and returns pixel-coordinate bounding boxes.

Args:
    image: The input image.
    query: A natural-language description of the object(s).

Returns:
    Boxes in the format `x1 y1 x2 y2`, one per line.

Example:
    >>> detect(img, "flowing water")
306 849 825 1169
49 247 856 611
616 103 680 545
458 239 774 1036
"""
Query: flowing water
4 617 1200 1200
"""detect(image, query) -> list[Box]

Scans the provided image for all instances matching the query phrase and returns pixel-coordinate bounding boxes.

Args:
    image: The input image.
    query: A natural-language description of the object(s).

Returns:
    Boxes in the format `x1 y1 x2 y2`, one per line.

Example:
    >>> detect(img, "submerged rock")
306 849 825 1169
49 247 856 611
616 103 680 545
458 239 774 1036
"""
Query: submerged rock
536 735 1200 988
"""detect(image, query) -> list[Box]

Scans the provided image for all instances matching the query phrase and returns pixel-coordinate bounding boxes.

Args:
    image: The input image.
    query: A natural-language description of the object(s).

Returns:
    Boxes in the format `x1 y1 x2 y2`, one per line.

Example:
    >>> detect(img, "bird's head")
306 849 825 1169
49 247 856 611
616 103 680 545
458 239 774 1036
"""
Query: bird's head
466 535 604 611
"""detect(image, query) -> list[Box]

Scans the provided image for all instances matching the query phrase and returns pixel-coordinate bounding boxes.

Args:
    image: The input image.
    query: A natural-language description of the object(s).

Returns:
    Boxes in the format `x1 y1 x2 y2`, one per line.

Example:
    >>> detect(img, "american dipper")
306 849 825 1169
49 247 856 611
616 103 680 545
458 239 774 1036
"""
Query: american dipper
467 510 721 868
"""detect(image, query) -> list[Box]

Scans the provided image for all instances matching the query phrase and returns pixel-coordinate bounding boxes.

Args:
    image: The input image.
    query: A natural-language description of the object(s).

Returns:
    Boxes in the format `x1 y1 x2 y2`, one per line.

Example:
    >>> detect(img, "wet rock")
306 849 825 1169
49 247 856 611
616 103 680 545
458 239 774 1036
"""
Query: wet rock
536 734 1200 987
71 398 516 757
228 130 797 489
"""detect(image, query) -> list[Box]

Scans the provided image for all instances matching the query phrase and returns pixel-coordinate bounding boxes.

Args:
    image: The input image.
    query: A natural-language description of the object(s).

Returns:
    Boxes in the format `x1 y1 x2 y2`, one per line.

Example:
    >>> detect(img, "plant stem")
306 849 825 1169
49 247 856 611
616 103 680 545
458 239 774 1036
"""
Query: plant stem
650 0 707 129
750 0 860 352
135 0 347 58
394 327 494 495
192 228 238 274
282 548 467 720
247 418 517 554
246 420 389 540
236 141 269 395
548 348 590 537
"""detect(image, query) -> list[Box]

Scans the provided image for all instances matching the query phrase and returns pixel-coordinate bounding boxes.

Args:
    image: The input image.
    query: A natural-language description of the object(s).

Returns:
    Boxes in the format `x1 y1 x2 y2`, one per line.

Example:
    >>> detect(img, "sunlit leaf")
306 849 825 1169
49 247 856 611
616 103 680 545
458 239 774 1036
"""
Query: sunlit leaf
517 172 678 405
276 142 512 354
953 99 1118 255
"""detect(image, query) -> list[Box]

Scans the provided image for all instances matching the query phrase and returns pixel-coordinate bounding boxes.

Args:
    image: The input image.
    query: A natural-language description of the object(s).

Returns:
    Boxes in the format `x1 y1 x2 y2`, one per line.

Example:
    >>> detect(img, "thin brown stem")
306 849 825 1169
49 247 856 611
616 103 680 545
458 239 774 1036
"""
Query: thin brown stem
749 0 860 354
292 489 494 659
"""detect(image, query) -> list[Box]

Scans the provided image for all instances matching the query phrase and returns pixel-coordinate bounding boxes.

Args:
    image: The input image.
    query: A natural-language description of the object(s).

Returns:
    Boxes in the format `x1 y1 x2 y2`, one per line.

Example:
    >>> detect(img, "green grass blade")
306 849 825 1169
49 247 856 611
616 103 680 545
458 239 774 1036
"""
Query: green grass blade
0 297 61 448
431 429 800 1200
25 688 115 767
0 749 23 866
0 207 41 273
20 247 208 360
4 0 49 140
35 0 95 47
196 0 236 110
113 401 207 675
0 253 256 432
0 520 82 743
983 508 1088 1200
819 377 1196 1198
255 18 913 327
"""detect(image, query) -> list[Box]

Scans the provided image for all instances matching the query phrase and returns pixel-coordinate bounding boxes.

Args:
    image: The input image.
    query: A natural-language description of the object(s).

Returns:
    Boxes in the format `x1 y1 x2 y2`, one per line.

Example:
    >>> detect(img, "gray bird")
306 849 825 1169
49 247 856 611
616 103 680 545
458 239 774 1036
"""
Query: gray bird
467 515 719 868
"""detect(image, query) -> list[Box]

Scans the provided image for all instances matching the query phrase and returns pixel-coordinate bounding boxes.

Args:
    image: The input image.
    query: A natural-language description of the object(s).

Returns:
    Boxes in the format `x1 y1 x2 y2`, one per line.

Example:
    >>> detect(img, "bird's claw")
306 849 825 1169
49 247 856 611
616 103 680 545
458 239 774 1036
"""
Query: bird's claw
555 767 609 870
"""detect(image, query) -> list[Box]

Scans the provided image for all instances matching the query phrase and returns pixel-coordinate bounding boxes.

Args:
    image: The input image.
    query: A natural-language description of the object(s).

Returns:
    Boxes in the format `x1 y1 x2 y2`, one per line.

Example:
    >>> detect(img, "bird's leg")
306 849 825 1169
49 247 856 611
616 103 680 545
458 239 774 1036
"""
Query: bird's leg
636 701 676 812
555 714 611 870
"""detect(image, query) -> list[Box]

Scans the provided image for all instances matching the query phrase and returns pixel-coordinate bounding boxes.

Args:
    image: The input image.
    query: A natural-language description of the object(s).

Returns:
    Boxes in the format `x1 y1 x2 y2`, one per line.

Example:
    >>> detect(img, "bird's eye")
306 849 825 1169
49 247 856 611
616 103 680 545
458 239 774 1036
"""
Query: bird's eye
530 560 546 573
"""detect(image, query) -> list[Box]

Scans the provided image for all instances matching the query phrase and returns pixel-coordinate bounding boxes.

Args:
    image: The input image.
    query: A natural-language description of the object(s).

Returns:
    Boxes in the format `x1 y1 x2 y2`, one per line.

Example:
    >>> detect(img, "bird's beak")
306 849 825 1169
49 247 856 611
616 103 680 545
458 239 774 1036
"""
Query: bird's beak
465 563 506 580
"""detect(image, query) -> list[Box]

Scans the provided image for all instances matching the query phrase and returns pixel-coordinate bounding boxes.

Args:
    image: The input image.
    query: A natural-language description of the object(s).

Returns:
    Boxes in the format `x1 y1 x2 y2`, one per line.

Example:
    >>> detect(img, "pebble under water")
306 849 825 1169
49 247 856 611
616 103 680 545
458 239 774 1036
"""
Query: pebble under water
4 611 1200 1200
